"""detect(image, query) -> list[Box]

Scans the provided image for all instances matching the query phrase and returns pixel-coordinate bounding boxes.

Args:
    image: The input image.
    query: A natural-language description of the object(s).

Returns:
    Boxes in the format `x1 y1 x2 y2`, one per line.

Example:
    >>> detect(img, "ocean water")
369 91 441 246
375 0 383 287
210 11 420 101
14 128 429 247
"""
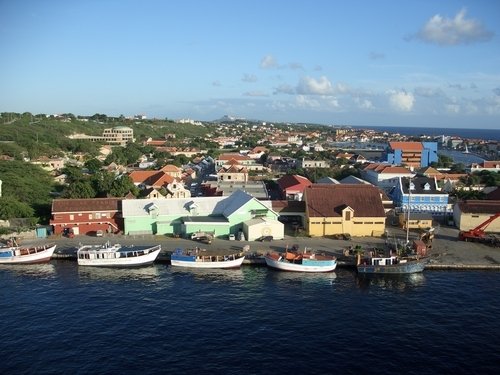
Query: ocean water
351 126 500 142
1 262 499 375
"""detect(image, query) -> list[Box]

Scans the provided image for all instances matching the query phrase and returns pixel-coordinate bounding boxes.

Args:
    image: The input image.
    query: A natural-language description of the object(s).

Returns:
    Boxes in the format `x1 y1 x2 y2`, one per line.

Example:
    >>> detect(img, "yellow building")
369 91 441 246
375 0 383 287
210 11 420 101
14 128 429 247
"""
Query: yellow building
304 184 386 237
453 200 500 232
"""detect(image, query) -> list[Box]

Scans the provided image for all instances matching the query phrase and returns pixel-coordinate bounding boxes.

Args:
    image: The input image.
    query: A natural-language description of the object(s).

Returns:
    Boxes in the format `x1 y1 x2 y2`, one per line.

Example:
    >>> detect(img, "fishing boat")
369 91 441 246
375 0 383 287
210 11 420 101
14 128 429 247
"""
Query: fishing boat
264 247 337 272
170 248 245 269
356 253 427 274
77 242 161 267
0 242 57 264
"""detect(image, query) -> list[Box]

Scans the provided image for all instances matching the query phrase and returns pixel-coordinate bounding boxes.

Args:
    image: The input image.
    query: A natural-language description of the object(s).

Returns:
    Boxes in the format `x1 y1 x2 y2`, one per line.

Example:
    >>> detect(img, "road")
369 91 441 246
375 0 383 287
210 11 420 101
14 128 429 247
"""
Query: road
28 224 500 269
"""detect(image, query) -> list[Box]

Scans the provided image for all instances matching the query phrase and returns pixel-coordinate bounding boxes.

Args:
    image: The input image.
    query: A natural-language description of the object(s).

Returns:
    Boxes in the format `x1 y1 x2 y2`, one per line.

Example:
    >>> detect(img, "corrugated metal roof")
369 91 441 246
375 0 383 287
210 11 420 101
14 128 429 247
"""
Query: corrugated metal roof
305 184 386 218
51 198 121 213
457 200 500 214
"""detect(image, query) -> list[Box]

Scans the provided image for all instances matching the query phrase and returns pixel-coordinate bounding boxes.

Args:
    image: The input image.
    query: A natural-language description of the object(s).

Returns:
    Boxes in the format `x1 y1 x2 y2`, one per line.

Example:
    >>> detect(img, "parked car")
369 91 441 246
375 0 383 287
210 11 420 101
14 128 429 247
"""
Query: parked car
195 236 212 244
228 234 236 241
256 235 273 242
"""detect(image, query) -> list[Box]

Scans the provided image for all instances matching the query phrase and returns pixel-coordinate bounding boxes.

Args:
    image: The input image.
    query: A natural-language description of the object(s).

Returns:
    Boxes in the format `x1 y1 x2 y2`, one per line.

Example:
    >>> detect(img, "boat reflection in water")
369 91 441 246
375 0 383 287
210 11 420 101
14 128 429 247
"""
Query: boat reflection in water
355 272 426 292
78 264 161 282
266 267 337 286
0 263 56 278
168 266 245 284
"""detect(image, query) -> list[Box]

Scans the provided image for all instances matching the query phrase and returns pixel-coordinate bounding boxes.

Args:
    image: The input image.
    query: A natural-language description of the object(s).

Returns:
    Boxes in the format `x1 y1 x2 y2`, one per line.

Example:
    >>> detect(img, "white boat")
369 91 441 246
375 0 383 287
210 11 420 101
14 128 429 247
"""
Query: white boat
77 242 161 267
264 247 337 273
0 243 57 264
170 248 245 269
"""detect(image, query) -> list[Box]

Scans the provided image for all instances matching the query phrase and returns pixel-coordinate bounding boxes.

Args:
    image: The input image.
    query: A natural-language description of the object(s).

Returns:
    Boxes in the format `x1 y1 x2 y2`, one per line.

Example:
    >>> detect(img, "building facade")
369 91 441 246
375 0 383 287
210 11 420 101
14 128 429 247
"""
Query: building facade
304 184 386 237
50 198 122 235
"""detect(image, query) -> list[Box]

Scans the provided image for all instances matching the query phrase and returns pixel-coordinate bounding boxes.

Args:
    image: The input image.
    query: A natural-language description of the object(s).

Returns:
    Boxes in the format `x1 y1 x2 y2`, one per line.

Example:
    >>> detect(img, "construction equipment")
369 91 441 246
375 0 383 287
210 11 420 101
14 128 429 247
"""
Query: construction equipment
420 227 435 245
458 213 500 246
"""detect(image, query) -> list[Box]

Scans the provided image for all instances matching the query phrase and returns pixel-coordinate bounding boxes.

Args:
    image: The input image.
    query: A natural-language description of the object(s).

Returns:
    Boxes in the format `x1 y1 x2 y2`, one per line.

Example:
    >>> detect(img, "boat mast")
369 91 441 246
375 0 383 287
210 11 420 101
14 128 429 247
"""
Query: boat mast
406 176 411 244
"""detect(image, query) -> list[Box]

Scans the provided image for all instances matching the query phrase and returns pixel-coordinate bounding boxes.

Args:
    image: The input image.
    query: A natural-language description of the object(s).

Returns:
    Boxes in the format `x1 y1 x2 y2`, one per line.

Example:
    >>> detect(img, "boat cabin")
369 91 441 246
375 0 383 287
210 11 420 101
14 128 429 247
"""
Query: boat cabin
367 256 407 266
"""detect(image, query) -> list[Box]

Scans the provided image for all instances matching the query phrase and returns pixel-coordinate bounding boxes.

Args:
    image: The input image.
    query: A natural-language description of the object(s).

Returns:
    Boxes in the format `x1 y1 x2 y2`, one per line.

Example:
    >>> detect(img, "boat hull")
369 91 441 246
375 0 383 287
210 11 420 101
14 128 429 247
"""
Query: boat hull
77 245 161 267
170 255 245 269
0 244 57 264
264 256 337 273
357 260 426 274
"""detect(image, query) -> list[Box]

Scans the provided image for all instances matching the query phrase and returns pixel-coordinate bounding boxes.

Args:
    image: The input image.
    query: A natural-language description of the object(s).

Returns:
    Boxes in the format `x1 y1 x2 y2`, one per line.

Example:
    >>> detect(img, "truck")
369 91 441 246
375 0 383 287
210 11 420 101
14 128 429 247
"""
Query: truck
190 231 215 244
458 213 500 246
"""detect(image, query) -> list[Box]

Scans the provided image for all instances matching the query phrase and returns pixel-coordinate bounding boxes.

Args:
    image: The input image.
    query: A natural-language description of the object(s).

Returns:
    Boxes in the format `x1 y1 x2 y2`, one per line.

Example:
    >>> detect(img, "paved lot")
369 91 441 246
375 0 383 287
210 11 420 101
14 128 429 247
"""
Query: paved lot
27 224 500 269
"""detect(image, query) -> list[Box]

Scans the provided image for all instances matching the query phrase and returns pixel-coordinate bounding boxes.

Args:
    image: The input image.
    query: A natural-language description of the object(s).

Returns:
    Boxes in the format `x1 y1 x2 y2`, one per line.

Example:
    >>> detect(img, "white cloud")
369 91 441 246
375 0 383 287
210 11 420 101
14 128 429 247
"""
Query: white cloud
415 8 493 46
242 74 258 83
243 91 268 97
354 97 374 110
446 104 460 114
388 90 415 111
260 55 278 69
296 76 333 95
295 95 321 108
414 86 445 98
273 84 295 95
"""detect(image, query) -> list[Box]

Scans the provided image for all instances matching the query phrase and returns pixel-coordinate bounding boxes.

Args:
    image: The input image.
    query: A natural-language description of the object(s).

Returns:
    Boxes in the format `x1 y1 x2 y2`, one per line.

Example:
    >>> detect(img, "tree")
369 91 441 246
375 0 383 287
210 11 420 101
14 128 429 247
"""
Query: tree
91 171 116 197
0 197 34 220
62 180 96 198
109 175 136 197
61 165 85 183
85 158 103 173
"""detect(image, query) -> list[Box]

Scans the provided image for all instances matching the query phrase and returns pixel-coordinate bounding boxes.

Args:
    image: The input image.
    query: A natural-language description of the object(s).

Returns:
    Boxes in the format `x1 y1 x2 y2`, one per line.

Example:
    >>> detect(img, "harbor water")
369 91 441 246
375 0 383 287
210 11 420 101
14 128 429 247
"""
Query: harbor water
1 261 499 375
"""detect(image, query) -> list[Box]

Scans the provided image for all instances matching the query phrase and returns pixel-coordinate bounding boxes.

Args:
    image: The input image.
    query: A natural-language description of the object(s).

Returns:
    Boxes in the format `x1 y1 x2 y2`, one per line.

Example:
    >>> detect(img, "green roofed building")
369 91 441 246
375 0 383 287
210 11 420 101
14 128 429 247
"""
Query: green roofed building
121 189 283 240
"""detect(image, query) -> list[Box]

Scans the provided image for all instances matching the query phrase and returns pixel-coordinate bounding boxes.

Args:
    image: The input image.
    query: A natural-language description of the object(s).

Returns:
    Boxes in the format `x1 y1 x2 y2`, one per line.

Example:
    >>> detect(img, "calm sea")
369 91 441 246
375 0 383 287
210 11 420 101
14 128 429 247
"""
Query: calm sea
1 262 499 375
351 126 500 142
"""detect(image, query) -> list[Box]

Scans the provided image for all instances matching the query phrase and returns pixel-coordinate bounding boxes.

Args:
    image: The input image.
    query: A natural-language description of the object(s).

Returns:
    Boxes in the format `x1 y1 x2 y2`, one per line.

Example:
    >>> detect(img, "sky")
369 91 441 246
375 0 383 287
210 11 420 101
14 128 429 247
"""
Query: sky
1 0 500 129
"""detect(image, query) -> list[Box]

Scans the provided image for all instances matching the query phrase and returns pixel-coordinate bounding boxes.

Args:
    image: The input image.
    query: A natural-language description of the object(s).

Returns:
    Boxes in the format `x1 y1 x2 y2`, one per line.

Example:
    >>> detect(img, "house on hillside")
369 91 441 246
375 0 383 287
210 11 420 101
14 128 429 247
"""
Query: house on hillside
128 170 190 199
217 162 248 182
362 163 413 192
468 161 500 173
277 175 312 201
304 184 386 237
50 198 122 235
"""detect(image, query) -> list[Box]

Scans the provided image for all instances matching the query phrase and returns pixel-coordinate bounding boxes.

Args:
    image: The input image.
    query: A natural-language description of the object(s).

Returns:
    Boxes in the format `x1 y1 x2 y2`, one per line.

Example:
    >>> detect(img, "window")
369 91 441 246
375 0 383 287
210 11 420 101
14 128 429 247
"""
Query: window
345 211 351 221
69 214 74 220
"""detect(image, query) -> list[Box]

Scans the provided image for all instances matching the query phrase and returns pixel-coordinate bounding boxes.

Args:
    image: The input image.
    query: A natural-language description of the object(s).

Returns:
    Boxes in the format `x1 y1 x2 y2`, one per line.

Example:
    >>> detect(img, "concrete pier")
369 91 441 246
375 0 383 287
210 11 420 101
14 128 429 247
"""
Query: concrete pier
37 224 500 271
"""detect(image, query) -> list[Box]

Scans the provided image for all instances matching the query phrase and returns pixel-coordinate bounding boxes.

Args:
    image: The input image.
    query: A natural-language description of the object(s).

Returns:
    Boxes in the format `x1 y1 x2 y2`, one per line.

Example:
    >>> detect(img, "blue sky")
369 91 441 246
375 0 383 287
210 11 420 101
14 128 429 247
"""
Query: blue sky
1 0 500 128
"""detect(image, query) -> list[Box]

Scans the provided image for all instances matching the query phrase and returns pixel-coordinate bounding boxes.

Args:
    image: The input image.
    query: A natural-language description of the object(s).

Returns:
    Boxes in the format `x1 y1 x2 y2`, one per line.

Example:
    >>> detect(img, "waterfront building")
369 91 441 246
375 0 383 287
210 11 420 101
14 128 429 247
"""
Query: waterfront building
453 200 500 232
304 184 386 237
121 189 283 239
50 198 122 236
390 176 449 217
